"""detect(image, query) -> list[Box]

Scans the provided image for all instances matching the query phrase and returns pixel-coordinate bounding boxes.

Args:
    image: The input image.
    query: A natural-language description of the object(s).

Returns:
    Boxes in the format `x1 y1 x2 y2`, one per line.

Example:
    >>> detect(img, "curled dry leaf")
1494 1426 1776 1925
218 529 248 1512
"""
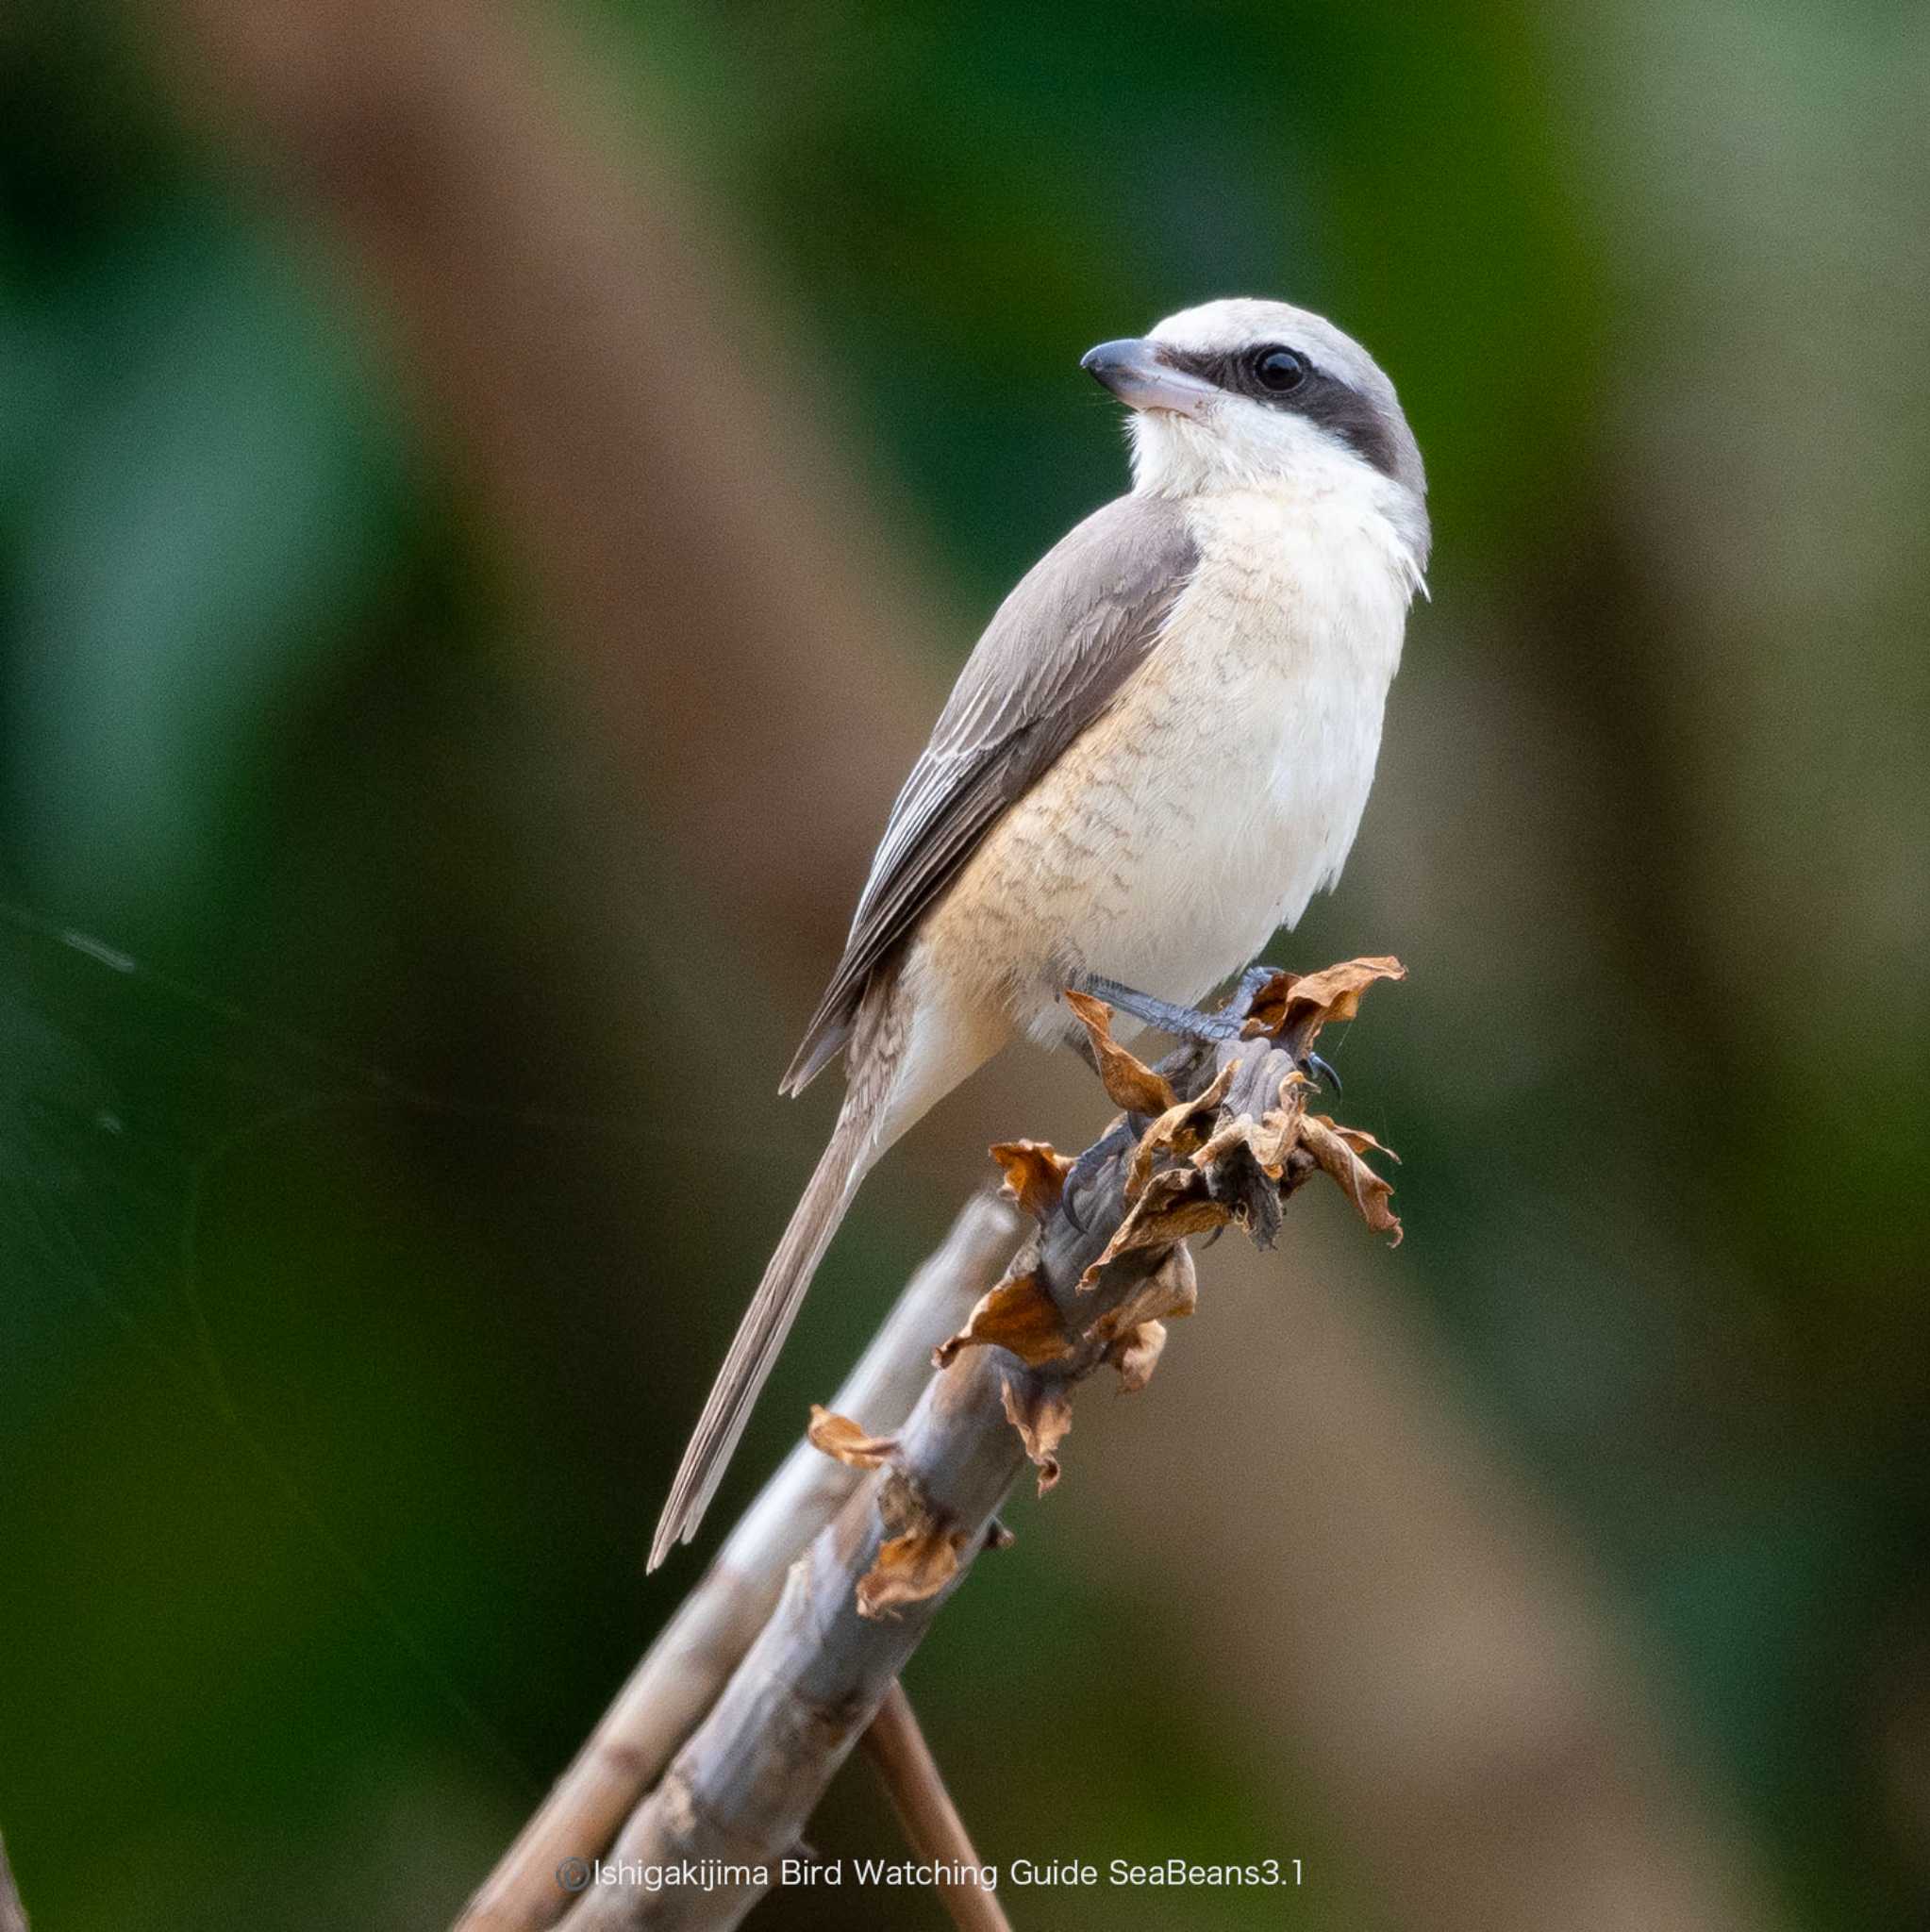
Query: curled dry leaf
989 1139 1073 1222
1126 1058 1239 1200
1000 1373 1073 1495
1097 1247 1197 1393
1108 1319 1166 1393
1300 1114 1403 1244
1080 1168 1229 1289
1241 956 1406 1041
1315 1117 1400 1163
858 1525 964 1618
1193 1070 1307 1179
1062 988 1179 1114
857 1473 968 1620
806 1405 899 1469
934 1270 1072 1369
1092 1245 1198 1346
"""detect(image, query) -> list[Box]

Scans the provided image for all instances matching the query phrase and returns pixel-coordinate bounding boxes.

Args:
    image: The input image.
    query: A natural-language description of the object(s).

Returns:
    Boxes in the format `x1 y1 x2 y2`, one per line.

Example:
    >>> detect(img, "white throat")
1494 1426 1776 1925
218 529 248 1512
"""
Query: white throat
1132 409 1429 597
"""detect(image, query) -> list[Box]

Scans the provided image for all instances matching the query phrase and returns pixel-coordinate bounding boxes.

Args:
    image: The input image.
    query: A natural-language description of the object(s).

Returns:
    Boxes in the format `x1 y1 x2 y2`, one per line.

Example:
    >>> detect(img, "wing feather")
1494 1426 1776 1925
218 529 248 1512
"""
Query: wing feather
782 493 1198 1093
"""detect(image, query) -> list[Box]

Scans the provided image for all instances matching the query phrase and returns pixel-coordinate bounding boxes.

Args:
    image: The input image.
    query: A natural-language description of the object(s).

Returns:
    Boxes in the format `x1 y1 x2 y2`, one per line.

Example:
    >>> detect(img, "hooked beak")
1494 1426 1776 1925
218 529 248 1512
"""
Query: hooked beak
1079 338 1218 420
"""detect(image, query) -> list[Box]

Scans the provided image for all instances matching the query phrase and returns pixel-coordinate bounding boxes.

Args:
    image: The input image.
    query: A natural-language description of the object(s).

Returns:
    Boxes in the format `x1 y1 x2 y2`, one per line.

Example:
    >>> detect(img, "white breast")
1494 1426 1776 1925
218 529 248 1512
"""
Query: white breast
1011 476 1416 1038
903 463 1421 1080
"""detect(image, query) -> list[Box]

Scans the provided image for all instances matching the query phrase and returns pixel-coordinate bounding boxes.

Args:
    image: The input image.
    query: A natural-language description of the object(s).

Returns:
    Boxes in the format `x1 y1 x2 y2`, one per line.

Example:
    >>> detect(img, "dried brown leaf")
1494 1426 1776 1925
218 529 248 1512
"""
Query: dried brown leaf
857 1475 967 1619
1316 1118 1402 1163
1097 1248 1196 1392
857 1525 966 1618
1193 1072 1307 1179
1241 956 1406 1041
1108 1320 1167 1393
1300 1113 1403 1244
1063 988 1179 1114
1000 1373 1073 1495
989 1139 1073 1221
1126 1058 1239 1199
806 1406 898 1469
1092 1246 1198 1344
1079 1168 1229 1289
934 1270 1072 1368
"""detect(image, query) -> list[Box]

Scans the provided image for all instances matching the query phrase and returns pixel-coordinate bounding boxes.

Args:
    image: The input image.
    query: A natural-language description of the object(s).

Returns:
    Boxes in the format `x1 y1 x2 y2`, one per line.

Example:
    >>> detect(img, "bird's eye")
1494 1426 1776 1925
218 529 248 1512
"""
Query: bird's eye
1252 346 1307 393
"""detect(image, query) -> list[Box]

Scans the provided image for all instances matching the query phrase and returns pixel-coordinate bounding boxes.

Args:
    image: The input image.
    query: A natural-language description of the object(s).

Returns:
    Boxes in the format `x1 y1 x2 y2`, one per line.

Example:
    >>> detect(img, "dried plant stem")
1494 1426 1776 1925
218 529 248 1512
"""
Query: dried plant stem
556 964 1405 1931
562 1344 1030 1930
457 1196 1019 1932
859 1682 1011 1932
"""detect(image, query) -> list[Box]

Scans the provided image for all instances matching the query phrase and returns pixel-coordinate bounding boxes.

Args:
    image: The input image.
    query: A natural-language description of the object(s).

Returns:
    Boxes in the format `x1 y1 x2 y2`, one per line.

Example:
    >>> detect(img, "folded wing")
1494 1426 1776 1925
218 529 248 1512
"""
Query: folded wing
783 492 1199 1093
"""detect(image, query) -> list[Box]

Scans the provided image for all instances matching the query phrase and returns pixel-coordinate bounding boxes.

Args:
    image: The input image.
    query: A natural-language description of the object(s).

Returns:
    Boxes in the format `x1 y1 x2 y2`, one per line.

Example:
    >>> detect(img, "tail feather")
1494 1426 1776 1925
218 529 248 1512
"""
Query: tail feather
648 1098 878 1570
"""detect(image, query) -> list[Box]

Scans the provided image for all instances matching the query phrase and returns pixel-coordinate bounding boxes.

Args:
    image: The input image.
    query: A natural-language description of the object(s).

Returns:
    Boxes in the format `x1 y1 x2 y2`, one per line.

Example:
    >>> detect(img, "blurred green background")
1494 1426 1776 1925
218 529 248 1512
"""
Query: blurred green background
2 3 1925 1928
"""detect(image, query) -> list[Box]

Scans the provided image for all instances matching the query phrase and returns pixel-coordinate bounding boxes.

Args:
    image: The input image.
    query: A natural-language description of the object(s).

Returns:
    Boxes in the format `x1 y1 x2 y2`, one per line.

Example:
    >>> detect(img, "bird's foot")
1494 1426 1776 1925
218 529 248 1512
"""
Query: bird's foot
1073 974 1240 1045
1073 969 1340 1091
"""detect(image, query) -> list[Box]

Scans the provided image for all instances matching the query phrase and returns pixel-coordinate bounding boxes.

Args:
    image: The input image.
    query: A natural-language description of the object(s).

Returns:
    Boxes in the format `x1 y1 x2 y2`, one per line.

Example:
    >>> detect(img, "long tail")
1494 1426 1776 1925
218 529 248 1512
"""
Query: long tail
648 1093 882 1570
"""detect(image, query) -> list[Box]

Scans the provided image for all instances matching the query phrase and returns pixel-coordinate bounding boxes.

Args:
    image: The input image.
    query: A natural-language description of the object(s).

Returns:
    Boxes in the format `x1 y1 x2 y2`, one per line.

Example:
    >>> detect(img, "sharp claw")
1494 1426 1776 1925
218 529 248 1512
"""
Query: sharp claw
1306 1051 1341 1093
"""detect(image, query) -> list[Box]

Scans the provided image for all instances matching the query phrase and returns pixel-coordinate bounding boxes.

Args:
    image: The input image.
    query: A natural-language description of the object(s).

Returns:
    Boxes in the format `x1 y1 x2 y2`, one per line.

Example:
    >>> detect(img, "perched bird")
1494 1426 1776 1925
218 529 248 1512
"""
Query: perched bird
650 297 1429 1568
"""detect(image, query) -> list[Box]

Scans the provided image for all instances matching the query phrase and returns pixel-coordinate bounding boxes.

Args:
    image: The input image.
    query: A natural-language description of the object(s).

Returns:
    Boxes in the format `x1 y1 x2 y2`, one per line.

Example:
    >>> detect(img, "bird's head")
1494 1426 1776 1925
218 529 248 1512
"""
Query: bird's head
1082 297 1427 560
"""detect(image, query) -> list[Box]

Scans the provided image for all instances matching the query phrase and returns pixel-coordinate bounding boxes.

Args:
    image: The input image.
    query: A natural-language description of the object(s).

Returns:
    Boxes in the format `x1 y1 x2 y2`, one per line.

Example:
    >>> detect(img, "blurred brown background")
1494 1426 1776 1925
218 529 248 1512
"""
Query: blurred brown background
0 3 1924 1927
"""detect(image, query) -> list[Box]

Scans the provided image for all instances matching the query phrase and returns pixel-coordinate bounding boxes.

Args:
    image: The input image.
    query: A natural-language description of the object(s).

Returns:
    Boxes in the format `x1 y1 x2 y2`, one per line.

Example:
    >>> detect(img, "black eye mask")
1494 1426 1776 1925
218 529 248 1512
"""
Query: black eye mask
1154 345 1403 482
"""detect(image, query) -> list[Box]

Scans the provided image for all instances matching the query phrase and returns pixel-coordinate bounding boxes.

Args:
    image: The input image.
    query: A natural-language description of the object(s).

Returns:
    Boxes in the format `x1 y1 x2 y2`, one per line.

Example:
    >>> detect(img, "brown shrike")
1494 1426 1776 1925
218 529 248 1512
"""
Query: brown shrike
651 298 1429 1568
